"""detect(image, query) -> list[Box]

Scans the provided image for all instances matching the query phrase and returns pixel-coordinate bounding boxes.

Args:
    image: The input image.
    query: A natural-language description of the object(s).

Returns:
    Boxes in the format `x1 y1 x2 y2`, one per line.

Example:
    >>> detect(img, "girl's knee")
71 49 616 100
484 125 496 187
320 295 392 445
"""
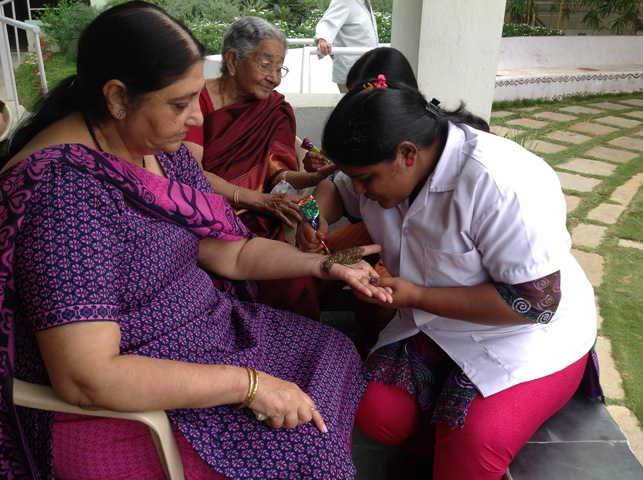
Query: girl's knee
433 422 514 479
356 381 421 446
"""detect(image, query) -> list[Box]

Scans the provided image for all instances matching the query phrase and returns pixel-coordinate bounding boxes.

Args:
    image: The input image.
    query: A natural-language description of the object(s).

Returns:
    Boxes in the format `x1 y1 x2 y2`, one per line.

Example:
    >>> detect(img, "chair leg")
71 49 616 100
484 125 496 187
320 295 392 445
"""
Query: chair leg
146 421 185 480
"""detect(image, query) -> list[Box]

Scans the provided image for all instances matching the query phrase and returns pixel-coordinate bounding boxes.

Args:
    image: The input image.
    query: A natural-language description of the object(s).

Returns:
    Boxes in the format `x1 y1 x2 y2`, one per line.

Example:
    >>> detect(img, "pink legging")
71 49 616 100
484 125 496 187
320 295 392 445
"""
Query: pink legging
356 351 588 480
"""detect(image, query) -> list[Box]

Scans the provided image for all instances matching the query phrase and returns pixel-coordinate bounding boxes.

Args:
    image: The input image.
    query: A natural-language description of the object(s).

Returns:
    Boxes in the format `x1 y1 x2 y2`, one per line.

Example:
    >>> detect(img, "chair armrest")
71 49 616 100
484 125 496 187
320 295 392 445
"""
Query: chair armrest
13 378 185 480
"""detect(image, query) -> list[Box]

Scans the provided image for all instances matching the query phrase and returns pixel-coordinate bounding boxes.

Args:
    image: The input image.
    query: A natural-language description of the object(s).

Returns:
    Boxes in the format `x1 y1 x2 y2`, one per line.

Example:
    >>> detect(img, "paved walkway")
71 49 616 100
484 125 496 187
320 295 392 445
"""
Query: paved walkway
491 97 643 465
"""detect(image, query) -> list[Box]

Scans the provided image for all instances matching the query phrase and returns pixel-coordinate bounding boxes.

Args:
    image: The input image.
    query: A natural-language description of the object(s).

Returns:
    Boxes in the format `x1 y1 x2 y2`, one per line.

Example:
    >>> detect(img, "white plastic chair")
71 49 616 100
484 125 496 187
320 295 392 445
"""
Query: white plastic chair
0 98 13 142
13 378 185 480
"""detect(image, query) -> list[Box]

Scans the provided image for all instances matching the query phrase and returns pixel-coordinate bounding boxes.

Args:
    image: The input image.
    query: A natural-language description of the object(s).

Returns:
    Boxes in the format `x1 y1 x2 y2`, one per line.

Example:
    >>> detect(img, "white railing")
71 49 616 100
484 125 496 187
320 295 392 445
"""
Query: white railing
298 45 388 93
0 0 47 121
287 38 314 46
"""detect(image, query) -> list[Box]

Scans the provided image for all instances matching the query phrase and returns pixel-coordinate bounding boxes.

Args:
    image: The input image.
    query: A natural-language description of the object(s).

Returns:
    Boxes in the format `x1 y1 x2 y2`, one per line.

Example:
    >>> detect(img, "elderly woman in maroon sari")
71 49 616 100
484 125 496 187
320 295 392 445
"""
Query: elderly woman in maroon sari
184 17 334 318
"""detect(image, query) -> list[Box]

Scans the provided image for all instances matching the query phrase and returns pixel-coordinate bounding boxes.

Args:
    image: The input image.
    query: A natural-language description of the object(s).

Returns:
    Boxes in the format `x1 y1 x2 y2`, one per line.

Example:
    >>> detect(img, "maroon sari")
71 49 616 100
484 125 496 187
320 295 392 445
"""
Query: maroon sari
185 87 320 318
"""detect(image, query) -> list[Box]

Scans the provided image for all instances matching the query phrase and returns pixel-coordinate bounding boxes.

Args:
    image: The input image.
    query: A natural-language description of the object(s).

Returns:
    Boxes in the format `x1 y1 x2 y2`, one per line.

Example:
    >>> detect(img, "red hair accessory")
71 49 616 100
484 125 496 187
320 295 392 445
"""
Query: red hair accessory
364 74 388 91
374 74 388 88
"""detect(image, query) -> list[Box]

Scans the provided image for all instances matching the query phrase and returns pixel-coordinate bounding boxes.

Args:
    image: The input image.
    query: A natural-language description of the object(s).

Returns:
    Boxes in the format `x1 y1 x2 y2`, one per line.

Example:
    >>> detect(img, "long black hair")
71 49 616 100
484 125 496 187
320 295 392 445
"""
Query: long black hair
346 47 418 90
322 81 489 167
5 0 206 162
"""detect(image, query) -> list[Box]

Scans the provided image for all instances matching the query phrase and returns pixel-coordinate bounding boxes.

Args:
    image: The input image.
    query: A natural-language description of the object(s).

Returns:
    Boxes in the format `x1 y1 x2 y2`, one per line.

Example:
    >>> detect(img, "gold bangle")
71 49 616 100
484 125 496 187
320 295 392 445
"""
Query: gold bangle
232 187 242 209
281 171 289 183
236 367 259 409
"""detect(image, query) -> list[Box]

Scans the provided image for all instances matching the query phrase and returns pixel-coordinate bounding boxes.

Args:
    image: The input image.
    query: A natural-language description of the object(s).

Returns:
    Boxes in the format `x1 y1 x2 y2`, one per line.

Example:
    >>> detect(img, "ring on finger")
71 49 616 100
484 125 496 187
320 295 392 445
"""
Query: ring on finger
311 407 317 412
253 410 269 421
357 276 363 282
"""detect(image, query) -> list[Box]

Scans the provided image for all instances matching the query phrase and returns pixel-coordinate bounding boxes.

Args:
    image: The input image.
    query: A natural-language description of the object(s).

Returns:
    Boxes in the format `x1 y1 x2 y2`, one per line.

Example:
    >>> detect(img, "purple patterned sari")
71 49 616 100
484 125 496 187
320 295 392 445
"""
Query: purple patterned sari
0 144 251 478
1 144 367 479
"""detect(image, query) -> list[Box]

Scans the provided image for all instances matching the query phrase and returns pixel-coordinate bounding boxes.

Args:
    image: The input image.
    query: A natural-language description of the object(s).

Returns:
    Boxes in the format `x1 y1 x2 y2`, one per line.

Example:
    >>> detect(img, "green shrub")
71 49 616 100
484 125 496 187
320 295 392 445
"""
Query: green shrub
18 0 394 108
289 7 324 38
371 0 392 14
374 11 391 43
502 23 563 37
36 0 100 60
155 0 242 27
191 21 233 55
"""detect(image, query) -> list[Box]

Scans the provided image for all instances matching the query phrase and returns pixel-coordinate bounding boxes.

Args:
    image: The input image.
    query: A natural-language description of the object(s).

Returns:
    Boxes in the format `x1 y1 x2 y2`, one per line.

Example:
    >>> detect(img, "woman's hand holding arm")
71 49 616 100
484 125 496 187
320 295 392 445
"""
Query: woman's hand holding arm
358 277 531 326
302 151 328 173
274 164 336 191
255 192 303 228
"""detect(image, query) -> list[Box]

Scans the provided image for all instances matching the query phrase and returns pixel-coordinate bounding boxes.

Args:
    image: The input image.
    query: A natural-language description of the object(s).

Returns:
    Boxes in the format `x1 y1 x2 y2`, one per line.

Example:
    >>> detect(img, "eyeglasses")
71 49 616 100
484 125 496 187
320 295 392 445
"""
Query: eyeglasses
254 61 289 78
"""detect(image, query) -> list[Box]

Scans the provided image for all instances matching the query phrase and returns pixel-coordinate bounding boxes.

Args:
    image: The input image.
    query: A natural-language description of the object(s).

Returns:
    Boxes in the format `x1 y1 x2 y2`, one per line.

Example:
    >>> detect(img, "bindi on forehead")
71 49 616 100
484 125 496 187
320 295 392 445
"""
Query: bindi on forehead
257 51 285 62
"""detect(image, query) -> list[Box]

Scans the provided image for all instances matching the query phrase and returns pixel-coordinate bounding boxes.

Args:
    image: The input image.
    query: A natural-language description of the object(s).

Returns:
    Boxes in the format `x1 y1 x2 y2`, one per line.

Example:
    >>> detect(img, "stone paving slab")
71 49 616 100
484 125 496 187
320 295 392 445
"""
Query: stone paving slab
607 406 643 466
619 239 643 251
545 130 592 144
611 173 643 204
532 111 578 122
571 223 608 248
518 106 540 112
569 122 618 135
565 195 582 213
588 203 627 224
609 136 643 152
489 125 524 138
595 115 642 129
560 106 603 115
490 110 514 118
571 249 604 287
507 118 549 129
557 158 617 176
589 102 631 111
488 96 643 472
624 111 643 120
619 99 643 107
585 145 639 163
557 171 601 192
595 336 626 400
530 139 567 154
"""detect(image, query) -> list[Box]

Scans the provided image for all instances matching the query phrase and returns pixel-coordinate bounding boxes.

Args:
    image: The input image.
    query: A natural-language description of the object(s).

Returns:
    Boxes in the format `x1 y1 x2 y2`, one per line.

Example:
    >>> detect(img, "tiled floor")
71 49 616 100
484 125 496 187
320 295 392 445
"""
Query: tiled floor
507 393 643 480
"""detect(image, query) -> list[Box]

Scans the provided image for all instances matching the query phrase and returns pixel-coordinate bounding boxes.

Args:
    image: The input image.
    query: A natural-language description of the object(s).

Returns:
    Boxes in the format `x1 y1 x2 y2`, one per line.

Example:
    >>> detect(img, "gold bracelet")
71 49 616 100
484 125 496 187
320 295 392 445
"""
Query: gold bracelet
232 187 242 209
236 367 259 409
280 171 289 183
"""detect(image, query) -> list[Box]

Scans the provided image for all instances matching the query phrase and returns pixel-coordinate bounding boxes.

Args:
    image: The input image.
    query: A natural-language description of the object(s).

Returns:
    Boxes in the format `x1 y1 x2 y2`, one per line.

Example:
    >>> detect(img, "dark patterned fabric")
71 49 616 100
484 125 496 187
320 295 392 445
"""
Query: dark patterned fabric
494 271 562 324
2 144 367 479
368 333 603 430
367 337 476 429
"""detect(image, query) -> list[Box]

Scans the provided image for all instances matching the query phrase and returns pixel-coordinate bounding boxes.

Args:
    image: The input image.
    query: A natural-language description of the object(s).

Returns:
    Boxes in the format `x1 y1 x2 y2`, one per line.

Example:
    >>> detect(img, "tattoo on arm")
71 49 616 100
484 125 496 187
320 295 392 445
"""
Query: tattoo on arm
321 247 366 274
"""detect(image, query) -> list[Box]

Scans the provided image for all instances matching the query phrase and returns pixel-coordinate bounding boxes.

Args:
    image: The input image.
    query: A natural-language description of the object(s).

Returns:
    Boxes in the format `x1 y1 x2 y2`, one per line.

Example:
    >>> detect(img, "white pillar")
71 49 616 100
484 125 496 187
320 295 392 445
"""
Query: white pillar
391 0 505 121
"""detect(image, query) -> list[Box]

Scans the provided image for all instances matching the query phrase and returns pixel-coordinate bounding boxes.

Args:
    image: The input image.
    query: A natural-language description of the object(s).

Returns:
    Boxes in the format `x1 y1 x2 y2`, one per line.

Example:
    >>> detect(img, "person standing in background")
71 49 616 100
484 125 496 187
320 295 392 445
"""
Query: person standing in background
315 0 379 92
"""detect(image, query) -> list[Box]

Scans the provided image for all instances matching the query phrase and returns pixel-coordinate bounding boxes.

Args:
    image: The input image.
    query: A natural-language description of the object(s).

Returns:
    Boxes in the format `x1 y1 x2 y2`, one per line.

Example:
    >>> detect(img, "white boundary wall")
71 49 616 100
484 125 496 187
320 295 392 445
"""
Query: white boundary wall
495 36 643 101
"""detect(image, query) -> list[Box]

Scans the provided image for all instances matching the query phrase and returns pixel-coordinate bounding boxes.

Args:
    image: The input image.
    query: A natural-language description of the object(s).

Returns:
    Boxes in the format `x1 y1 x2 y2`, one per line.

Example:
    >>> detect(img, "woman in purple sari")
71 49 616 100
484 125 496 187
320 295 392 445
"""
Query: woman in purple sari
0 3 391 479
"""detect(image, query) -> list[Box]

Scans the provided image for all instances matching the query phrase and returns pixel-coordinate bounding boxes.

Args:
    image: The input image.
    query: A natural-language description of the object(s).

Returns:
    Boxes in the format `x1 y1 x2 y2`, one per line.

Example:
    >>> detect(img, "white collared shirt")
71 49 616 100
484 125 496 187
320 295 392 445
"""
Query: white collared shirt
314 0 379 85
333 123 596 397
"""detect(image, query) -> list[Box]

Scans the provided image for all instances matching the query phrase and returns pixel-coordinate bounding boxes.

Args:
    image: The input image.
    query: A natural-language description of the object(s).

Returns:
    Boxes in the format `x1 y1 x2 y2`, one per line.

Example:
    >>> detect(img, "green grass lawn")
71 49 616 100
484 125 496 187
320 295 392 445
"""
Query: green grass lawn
490 93 643 428
14 52 76 111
